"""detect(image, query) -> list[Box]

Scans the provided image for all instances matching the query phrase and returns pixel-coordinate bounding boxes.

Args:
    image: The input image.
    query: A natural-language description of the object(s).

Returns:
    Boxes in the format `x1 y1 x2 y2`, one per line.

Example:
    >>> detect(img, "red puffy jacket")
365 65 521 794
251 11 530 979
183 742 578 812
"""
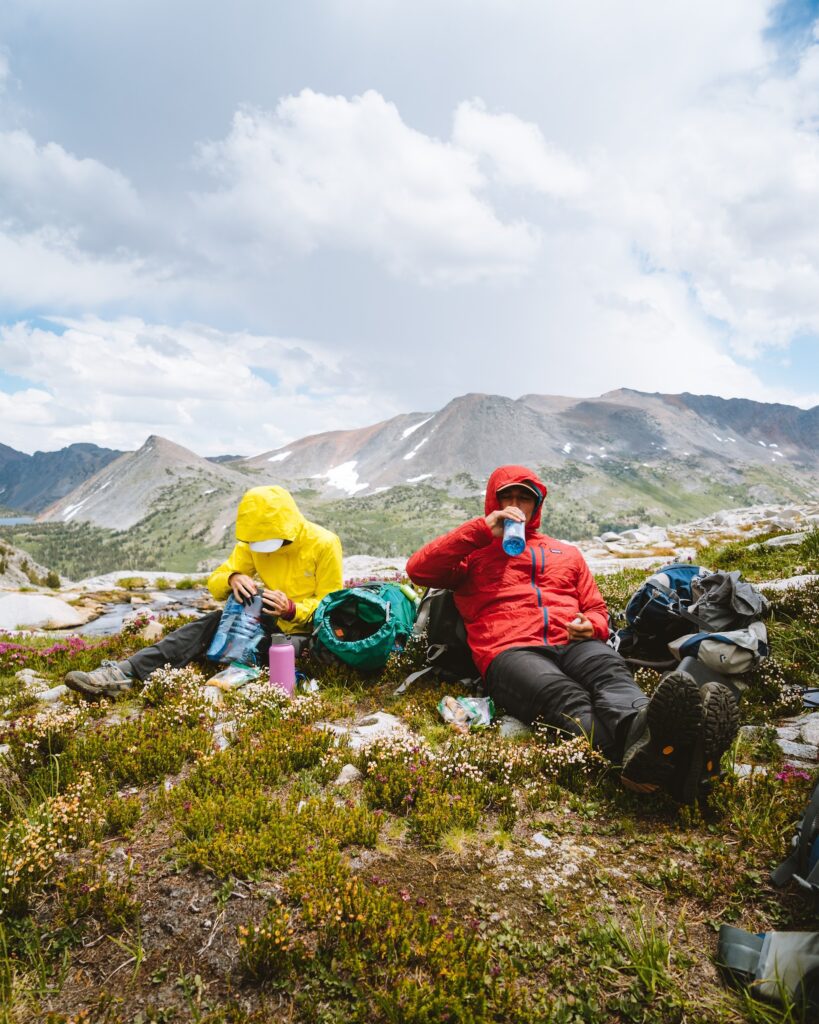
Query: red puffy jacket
406 465 609 676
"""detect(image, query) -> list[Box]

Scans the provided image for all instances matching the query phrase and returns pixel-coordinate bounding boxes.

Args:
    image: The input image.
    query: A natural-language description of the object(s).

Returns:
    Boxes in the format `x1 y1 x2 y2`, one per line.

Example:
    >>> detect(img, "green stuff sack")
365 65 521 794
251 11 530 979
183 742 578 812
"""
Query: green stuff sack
311 583 418 672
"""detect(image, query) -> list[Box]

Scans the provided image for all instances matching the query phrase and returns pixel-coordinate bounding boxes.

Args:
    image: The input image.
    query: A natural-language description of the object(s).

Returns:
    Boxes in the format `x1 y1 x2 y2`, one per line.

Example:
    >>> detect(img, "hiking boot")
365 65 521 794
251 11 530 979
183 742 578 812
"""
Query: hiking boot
693 681 740 795
620 670 704 799
65 660 134 700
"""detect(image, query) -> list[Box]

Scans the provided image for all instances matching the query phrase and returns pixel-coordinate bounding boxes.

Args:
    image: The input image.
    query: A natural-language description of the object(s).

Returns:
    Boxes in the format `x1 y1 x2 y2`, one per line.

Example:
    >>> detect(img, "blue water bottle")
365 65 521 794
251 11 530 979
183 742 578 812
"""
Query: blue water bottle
502 518 526 556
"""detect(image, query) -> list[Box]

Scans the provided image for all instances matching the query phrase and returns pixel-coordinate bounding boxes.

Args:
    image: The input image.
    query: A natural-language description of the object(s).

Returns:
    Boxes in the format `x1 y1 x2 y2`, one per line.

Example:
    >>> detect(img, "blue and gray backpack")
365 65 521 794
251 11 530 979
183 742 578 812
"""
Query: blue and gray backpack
616 563 707 664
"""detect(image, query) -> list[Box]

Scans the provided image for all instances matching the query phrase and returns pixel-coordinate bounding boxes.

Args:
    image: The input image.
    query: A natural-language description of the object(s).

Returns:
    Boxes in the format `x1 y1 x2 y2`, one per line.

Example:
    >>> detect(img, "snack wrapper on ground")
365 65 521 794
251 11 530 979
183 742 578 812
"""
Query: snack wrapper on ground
207 664 262 690
438 695 495 733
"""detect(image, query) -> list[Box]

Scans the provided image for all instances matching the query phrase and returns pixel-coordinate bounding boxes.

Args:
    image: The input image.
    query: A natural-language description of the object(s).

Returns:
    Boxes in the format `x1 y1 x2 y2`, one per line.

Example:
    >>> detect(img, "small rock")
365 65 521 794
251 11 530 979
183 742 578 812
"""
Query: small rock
777 739 818 762
15 668 49 688
35 684 69 703
212 720 236 752
799 714 819 747
531 832 553 849
203 685 224 706
333 764 363 786
140 620 165 642
498 715 533 738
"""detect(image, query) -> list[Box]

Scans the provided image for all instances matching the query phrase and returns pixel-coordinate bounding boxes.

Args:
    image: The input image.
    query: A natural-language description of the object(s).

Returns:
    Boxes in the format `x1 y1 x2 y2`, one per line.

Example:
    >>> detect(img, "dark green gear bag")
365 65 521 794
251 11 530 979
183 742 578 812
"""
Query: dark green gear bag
310 583 417 672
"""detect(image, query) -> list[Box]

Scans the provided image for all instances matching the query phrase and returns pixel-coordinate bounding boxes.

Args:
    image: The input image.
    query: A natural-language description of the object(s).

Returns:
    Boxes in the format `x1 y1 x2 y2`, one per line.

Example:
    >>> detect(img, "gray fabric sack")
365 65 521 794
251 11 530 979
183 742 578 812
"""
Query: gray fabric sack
688 570 770 631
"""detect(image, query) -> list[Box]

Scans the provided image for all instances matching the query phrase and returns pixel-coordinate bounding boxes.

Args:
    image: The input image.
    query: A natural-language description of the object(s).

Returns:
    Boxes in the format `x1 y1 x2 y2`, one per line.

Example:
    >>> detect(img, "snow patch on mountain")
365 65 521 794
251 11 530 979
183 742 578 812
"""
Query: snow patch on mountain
315 461 368 495
401 417 433 440
403 436 429 461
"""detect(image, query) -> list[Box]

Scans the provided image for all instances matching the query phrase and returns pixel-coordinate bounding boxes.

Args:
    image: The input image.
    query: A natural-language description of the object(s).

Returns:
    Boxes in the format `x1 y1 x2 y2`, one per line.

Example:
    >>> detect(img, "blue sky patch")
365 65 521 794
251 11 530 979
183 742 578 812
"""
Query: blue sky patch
0 370 38 394
744 334 819 398
250 366 281 389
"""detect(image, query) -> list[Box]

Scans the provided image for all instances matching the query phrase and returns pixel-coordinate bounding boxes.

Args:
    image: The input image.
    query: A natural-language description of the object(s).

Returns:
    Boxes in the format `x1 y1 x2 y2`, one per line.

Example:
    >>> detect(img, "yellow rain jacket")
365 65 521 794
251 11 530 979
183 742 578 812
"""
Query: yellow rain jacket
207 486 343 635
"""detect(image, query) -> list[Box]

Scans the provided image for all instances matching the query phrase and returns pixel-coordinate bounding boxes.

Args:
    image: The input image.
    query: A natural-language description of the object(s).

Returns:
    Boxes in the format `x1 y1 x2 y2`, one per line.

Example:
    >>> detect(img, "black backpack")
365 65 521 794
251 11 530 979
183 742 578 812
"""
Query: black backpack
396 588 480 694
772 777 819 903
616 564 770 668
616 563 707 665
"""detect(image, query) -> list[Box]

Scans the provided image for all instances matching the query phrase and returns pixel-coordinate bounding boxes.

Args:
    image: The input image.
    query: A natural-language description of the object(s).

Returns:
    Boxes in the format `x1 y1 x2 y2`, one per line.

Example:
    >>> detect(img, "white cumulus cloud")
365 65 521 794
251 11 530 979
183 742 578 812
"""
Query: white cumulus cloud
0 317 400 455
453 99 589 198
194 89 540 283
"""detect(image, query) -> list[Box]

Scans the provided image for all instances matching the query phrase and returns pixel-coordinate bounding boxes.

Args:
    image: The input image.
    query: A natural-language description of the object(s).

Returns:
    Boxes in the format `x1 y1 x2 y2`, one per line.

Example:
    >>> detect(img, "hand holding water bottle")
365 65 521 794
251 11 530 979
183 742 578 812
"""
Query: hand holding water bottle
485 506 528 555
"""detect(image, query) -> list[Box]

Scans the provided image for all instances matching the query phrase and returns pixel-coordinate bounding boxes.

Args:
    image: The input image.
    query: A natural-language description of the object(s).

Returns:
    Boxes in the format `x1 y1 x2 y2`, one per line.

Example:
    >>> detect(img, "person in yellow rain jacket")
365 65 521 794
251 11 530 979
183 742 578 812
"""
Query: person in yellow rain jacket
65 486 343 699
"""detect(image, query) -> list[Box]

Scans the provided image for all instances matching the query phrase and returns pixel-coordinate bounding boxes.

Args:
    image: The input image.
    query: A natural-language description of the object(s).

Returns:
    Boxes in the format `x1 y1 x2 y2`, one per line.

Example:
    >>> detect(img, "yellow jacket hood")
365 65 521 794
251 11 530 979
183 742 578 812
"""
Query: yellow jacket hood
235 486 304 545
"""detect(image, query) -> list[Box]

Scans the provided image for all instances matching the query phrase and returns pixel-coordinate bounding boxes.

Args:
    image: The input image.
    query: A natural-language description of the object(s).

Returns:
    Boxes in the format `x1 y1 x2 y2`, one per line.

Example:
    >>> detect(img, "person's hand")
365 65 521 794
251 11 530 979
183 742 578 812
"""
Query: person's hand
567 612 595 641
228 573 259 604
485 506 525 538
261 589 291 616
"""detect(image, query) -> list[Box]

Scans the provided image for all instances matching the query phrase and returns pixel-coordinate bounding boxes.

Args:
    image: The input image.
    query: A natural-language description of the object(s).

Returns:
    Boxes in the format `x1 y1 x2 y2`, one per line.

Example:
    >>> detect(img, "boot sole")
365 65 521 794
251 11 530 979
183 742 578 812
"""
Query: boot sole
686 683 740 802
621 671 703 797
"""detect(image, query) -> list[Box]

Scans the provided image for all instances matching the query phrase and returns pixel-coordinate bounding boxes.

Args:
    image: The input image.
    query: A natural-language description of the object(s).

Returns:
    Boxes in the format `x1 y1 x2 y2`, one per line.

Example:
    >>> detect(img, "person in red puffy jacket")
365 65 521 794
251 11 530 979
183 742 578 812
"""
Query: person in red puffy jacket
407 464 738 803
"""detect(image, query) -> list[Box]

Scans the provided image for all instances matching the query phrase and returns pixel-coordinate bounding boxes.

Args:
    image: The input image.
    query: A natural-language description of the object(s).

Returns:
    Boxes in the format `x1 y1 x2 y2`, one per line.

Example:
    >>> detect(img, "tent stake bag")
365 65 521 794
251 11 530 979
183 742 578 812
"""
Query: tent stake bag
311 583 417 672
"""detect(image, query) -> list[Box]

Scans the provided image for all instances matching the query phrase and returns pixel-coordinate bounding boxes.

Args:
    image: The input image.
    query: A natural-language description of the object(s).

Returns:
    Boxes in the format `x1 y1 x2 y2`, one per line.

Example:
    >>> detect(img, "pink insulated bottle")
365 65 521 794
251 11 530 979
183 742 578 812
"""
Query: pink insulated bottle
268 639 296 696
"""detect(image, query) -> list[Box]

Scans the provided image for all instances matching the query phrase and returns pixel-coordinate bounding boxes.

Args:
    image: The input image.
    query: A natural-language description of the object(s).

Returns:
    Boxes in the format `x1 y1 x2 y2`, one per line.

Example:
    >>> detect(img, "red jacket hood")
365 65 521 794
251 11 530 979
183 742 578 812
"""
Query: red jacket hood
484 465 547 530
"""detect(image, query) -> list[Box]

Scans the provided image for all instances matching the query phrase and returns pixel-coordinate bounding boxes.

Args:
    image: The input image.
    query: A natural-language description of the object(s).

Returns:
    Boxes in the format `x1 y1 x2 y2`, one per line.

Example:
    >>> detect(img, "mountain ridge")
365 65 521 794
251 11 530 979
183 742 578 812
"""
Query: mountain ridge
0 390 814 565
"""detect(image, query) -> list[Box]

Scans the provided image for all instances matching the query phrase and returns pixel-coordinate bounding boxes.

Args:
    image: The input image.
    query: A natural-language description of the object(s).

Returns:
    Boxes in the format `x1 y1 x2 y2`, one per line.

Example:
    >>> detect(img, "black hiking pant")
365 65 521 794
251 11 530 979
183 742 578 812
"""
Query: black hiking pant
125 610 308 681
485 639 647 761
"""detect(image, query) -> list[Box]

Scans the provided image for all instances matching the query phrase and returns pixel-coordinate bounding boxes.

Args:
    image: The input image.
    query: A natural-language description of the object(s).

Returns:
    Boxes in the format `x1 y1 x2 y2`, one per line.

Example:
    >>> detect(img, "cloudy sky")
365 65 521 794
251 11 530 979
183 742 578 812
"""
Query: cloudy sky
1 0 819 456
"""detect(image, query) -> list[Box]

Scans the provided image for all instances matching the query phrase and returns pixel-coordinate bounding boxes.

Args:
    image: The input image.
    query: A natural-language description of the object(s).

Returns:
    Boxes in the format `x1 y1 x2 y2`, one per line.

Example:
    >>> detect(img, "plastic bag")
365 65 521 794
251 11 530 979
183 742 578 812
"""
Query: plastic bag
206 594 265 665
438 695 495 734
208 663 262 690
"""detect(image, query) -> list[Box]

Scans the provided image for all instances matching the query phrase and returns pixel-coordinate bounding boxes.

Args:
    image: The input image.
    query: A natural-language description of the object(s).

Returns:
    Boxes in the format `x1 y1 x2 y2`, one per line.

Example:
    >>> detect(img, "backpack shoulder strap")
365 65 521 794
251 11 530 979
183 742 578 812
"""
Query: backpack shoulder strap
644 577 713 631
772 782 819 888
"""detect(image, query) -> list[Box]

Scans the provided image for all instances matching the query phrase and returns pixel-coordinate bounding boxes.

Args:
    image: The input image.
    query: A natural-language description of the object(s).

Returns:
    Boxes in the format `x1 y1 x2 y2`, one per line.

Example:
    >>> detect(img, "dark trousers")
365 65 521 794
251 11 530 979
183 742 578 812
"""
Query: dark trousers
485 640 647 760
126 610 308 681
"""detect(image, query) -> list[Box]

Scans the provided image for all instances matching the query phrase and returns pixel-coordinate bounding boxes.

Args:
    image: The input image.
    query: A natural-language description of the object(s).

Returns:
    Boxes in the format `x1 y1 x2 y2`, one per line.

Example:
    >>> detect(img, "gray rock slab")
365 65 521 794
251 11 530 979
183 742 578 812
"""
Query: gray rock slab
760 575 819 592
316 711 411 750
71 571 207 591
777 739 818 762
35 684 69 703
799 714 819 747
0 593 97 631
342 555 407 581
762 533 806 548
739 725 763 741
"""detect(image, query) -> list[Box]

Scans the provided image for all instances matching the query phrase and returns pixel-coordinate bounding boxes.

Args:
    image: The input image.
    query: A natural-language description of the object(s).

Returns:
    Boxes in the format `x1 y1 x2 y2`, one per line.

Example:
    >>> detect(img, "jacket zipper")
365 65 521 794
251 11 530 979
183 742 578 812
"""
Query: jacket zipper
529 546 549 643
